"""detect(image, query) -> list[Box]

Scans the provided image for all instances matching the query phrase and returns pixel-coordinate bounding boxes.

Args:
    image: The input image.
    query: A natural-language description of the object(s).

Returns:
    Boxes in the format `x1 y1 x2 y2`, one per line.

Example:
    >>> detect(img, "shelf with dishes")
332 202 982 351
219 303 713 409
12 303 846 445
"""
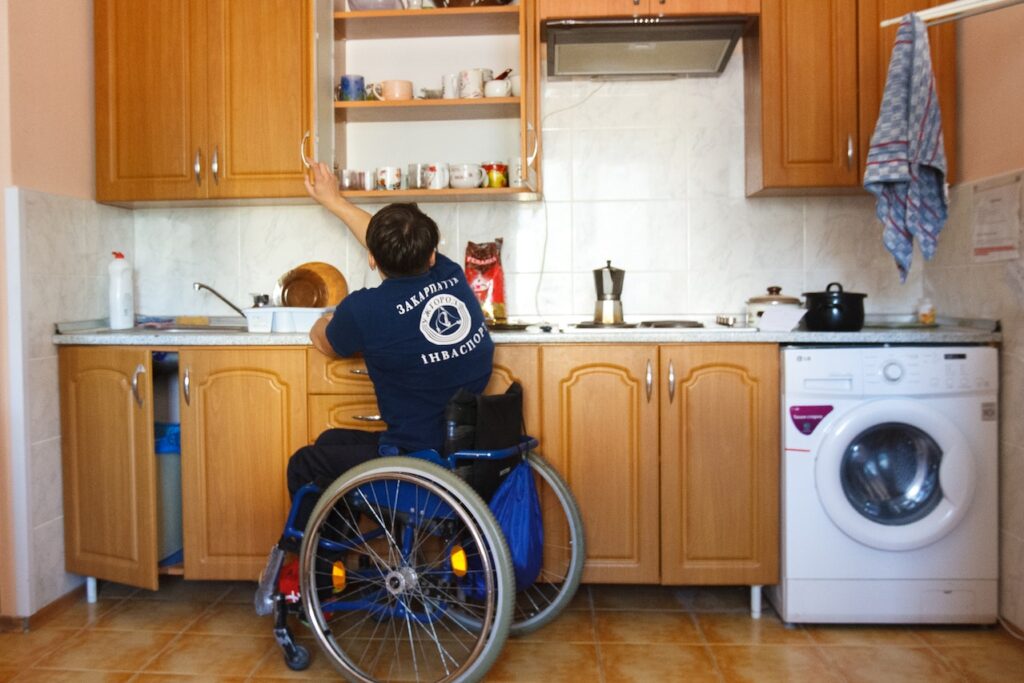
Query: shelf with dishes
335 97 520 122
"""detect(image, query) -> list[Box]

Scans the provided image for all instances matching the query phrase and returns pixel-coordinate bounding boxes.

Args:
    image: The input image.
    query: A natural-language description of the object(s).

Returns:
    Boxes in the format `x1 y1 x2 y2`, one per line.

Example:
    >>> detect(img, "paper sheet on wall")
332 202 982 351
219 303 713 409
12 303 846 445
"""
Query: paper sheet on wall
971 177 1021 262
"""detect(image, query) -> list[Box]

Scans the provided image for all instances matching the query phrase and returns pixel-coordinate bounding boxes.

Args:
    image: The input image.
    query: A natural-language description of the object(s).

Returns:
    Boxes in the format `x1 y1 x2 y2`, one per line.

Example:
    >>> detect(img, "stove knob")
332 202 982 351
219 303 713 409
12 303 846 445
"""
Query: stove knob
882 362 904 382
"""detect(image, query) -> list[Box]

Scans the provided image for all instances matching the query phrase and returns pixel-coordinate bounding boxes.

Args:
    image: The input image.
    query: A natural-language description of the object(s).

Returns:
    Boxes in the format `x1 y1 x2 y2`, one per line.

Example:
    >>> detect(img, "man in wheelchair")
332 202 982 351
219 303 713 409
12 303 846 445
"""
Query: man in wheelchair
255 162 495 615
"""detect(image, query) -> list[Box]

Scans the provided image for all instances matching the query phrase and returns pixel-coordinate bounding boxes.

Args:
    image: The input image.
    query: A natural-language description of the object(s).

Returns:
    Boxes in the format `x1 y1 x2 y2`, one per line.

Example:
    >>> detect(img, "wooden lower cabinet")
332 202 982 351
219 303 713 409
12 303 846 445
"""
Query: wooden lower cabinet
179 348 307 580
60 346 307 587
60 347 160 590
540 343 779 586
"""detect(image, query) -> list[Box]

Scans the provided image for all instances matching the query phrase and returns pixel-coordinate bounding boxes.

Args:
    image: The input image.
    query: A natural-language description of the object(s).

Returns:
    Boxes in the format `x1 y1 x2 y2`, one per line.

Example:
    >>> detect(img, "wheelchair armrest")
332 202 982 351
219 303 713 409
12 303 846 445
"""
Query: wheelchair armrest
282 482 322 543
450 435 538 463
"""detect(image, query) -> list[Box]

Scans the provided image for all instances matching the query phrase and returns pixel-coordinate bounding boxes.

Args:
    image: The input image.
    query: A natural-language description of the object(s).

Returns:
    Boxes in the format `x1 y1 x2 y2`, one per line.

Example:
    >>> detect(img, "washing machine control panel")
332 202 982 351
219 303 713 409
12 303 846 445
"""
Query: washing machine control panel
882 361 904 382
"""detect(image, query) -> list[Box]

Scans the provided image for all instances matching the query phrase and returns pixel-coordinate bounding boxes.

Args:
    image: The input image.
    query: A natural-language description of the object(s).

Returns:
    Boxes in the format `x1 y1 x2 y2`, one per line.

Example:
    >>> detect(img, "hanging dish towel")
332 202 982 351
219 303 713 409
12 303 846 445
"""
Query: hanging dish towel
864 13 948 282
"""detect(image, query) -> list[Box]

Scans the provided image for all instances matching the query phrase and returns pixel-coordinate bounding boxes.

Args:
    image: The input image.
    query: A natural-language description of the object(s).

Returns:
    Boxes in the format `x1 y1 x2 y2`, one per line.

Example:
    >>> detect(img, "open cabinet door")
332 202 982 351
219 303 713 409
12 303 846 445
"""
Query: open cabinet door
60 347 159 590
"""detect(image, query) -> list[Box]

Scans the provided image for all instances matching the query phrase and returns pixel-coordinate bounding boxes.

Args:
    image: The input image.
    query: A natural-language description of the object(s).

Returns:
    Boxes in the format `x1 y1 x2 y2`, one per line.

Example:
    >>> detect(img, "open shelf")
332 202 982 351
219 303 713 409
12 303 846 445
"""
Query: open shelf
342 187 539 203
335 6 520 39
336 97 519 121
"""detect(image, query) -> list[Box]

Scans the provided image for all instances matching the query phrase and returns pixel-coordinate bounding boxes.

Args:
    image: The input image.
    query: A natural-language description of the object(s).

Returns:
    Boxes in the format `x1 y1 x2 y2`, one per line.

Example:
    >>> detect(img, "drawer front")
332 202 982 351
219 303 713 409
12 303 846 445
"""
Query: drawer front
308 395 386 440
307 351 375 394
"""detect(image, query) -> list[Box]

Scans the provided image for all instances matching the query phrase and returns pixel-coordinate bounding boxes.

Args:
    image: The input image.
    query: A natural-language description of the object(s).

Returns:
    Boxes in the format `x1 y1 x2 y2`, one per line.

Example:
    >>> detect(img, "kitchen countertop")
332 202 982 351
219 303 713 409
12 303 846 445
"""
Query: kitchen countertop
52 317 1001 346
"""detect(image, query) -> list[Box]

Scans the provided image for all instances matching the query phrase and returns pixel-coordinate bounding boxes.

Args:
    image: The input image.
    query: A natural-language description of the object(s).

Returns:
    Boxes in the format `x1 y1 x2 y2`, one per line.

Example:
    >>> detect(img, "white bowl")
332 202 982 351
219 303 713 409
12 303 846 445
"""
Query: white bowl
244 307 332 334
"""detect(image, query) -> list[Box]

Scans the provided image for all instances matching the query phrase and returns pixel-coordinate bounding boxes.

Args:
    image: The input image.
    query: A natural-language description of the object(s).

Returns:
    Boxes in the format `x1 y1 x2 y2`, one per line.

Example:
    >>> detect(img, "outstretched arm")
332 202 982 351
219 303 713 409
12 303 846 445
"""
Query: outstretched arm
305 162 371 249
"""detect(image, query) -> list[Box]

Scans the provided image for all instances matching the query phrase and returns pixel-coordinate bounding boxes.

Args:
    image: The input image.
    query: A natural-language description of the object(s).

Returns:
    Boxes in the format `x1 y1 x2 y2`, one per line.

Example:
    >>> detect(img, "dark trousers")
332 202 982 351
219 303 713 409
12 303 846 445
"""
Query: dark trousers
281 428 381 549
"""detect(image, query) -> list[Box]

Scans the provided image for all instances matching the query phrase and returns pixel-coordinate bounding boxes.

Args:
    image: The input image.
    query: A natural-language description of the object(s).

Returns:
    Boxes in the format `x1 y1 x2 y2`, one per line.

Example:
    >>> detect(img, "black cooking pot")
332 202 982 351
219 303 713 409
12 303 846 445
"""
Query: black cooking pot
802 282 867 332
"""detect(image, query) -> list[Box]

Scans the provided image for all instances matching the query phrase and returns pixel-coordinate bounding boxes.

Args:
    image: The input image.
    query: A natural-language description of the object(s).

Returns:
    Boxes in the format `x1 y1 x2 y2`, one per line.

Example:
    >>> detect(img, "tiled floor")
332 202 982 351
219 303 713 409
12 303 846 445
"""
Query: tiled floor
2 579 1024 682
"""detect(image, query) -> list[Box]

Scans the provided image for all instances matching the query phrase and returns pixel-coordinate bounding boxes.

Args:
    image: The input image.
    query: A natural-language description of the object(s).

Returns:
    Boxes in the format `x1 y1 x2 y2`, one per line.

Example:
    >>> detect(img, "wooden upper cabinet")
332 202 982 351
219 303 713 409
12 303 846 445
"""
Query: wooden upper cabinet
539 0 759 19
746 0 860 193
659 344 778 585
60 347 159 590
747 0 957 194
857 0 957 183
95 0 313 202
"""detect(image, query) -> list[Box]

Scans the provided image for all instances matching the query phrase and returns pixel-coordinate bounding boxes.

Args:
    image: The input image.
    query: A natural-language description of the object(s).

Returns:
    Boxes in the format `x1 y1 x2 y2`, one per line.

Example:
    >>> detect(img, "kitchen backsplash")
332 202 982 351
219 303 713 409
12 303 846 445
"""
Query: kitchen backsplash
133 41 923 320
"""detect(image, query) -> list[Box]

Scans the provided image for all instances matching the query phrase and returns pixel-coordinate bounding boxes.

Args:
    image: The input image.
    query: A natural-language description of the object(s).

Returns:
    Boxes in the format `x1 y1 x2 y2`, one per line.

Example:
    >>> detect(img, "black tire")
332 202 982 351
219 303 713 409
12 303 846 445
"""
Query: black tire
509 452 586 636
284 644 310 671
299 457 514 683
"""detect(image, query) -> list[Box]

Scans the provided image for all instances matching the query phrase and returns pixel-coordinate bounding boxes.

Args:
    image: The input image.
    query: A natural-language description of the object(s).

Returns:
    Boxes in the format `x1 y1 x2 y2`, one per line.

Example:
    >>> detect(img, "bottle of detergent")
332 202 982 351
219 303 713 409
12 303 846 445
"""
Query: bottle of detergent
108 251 135 329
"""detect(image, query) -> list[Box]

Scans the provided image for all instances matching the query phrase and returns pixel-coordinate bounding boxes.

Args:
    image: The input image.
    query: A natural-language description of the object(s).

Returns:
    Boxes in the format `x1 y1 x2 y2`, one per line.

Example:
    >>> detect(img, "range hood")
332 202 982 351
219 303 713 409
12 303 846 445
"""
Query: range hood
544 18 748 78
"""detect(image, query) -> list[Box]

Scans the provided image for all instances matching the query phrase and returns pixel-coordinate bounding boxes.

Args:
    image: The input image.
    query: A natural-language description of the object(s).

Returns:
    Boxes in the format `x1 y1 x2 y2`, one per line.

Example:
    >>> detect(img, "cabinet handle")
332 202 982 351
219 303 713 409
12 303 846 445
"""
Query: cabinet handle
645 359 653 403
668 360 676 404
193 149 202 186
353 414 382 422
846 134 854 169
183 367 191 406
211 145 219 184
131 364 145 407
300 131 312 169
349 368 369 375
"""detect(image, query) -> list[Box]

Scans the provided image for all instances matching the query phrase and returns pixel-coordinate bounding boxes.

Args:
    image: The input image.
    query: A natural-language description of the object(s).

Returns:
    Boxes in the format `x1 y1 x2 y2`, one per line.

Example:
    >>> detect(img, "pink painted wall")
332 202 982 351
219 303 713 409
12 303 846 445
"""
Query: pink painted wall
7 0 93 199
958 4 1024 182
0 0 13 619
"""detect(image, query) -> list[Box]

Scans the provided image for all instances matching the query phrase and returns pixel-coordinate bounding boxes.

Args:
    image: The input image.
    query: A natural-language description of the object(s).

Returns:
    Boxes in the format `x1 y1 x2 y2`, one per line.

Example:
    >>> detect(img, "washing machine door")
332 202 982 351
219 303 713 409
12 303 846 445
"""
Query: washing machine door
814 398 975 551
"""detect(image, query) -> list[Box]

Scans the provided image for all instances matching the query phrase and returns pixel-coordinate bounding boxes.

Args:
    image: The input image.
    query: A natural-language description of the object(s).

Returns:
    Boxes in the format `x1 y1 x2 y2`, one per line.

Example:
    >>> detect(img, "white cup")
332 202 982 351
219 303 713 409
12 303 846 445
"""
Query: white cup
376 166 402 190
424 163 450 190
509 157 525 188
458 68 485 99
449 163 486 189
483 79 512 98
509 74 521 97
442 73 459 99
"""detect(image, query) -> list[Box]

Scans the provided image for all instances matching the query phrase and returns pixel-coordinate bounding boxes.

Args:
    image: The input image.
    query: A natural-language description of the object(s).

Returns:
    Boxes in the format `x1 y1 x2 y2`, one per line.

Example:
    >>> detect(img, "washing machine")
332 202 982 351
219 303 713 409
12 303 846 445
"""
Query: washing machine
769 345 998 624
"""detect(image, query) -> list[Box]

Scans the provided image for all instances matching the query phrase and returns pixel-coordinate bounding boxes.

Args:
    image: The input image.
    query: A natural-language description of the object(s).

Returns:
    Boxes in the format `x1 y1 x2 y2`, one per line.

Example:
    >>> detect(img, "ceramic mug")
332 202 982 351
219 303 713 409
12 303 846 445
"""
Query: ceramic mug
509 157 525 188
339 74 364 101
376 166 403 190
407 163 429 190
482 161 508 188
370 79 413 101
424 163 450 189
442 73 460 99
483 79 512 98
458 69 485 99
449 163 486 189
509 74 522 97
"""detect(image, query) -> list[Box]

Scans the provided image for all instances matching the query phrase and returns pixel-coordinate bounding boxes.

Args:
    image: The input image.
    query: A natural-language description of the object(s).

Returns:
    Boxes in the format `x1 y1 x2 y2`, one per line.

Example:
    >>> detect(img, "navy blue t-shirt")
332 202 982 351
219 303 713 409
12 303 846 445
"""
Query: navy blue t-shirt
325 252 494 452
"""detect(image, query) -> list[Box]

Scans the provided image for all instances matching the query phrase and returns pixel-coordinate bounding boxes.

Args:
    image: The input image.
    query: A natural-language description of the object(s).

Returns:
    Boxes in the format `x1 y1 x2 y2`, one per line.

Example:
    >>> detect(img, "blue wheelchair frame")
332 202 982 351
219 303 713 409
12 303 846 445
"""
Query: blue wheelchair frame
280 436 538 623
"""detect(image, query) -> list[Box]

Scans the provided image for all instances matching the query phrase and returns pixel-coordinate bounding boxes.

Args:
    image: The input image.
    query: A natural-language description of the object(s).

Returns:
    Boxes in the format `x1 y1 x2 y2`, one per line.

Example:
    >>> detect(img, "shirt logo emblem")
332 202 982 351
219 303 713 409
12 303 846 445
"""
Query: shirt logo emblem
420 294 471 345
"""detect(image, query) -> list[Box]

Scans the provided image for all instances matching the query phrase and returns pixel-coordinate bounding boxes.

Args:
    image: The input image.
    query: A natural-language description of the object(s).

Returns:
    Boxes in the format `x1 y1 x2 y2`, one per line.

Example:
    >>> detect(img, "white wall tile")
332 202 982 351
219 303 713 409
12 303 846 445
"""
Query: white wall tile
29 437 63 530
689 197 804 272
31 516 81 611
27 356 60 443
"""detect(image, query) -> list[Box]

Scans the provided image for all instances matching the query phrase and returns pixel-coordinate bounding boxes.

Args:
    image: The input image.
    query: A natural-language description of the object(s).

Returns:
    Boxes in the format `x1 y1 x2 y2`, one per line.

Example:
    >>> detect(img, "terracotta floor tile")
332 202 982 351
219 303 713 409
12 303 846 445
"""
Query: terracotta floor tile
133 674 249 682
913 624 1019 648
819 645 964 683
937 641 1024 682
39 629 175 671
133 577 235 603
514 608 596 642
486 641 600 682
248 636 347 679
697 612 813 645
33 598 124 630
0 628 72 667
600 643 720 682
15 671 133 682
142 634 274 677
94 582 139 600
93 600 209 633
805 623 926 647
564 584 592 611
710 644 841 683
185 602 271 637
595 610 702 644
215 582 259 605
590 584 687 611
0 671 19 683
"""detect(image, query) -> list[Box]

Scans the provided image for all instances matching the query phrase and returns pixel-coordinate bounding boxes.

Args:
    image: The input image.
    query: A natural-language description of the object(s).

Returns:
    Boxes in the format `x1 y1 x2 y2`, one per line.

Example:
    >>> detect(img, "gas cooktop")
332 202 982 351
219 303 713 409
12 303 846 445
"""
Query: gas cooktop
571 319 705 329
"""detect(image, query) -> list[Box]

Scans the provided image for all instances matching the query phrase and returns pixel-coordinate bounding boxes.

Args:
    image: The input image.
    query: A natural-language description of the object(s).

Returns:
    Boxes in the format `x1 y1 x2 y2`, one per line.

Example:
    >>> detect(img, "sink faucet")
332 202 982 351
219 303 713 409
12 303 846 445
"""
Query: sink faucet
193 282 246 317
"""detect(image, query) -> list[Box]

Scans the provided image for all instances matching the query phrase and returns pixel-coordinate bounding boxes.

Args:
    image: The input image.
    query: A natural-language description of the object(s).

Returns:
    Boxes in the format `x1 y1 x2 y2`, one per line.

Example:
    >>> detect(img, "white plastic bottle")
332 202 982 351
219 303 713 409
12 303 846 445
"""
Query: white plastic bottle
108 251 135 329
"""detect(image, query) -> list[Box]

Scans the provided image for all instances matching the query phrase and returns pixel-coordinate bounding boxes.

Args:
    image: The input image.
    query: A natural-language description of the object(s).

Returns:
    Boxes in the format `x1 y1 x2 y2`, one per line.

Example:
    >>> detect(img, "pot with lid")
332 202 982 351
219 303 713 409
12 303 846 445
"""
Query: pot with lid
802 282 867 332
745 286 801 326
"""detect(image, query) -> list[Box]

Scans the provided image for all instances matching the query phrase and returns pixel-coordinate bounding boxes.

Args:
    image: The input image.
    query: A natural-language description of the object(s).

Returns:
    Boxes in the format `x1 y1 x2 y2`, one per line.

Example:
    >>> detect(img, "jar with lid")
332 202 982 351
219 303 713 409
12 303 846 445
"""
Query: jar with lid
745 286 802 326
916 297 936 325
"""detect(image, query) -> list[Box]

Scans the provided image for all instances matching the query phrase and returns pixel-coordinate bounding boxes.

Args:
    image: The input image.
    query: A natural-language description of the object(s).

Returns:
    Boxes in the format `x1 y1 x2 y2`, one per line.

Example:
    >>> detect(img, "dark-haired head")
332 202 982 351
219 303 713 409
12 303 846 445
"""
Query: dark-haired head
366 203 440 278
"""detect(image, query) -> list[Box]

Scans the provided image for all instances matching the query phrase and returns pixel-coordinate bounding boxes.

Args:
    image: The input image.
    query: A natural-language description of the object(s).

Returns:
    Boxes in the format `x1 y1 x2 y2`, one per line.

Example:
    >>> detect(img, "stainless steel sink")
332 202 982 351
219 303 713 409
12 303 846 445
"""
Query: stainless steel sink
128 325 249 334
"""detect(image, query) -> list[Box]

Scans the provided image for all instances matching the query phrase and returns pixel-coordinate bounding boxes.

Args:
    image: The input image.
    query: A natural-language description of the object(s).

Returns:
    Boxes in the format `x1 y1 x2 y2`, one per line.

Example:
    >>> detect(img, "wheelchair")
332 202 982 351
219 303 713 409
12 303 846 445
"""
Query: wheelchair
262 435 585 683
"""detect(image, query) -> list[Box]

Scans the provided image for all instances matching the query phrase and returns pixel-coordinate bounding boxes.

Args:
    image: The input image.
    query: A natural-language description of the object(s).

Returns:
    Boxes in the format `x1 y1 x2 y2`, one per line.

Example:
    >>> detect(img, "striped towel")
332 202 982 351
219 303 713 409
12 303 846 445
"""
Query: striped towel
863 13 948 283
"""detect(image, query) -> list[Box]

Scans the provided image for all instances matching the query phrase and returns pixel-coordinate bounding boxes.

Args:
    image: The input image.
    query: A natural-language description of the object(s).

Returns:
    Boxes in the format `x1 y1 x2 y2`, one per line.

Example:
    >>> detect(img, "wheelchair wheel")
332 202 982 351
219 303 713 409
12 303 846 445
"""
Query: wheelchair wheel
509 452 586 636
299 457 514 683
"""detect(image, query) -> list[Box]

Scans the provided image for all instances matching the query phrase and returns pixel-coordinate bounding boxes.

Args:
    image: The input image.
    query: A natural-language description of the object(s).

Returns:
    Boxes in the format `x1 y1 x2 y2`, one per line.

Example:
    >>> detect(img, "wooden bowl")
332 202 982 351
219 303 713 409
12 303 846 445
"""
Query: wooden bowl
275 262 348 308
